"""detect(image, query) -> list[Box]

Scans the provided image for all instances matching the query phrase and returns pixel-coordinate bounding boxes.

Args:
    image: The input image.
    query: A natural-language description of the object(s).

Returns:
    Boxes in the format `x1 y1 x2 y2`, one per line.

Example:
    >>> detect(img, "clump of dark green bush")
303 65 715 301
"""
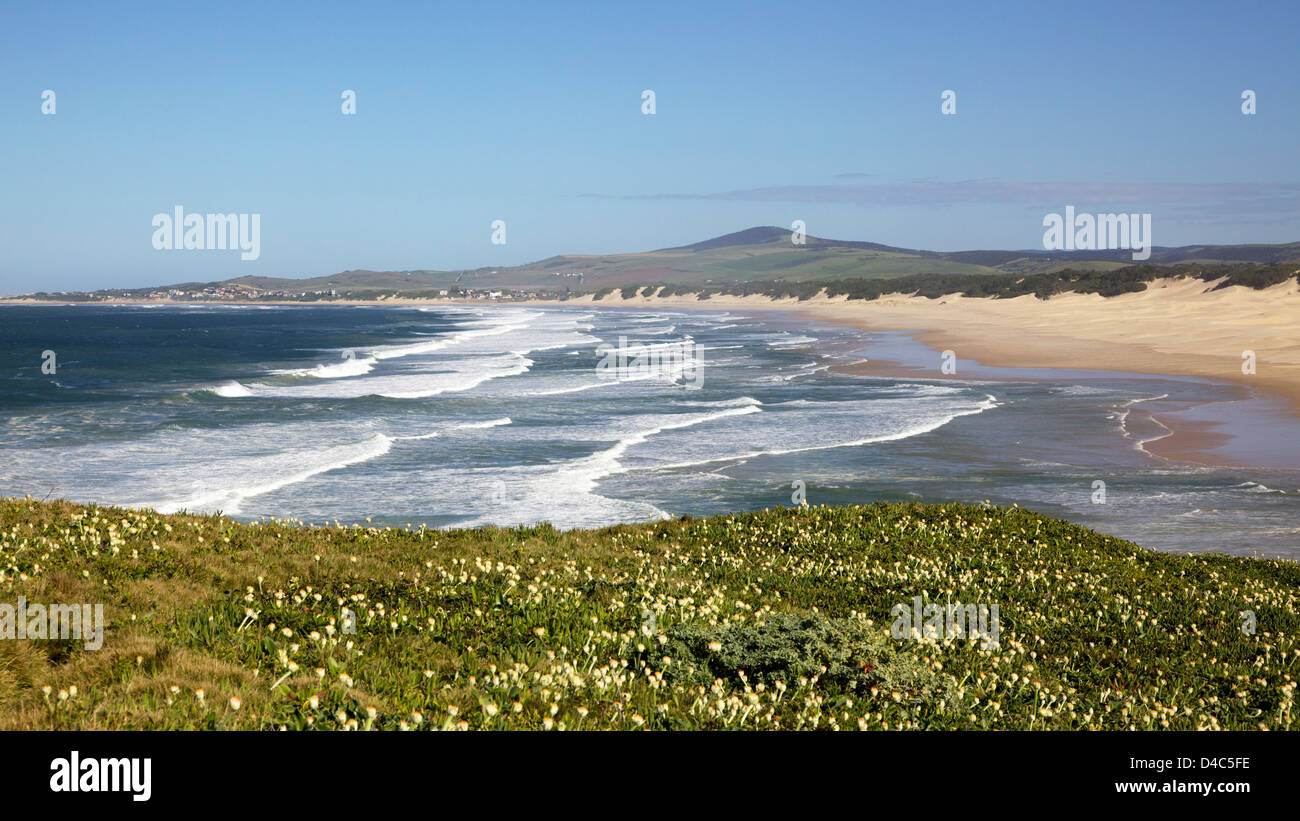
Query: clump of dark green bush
658 612 954 703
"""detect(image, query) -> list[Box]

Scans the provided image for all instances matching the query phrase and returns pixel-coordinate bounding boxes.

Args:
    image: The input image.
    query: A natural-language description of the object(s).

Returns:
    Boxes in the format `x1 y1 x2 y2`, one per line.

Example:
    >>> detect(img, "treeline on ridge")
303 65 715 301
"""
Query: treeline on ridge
592 261 1300 303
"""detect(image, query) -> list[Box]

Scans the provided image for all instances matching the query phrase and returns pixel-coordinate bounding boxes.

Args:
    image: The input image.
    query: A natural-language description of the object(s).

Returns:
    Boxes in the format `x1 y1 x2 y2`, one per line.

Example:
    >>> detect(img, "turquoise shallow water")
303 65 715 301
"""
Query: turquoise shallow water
0 303 1296 559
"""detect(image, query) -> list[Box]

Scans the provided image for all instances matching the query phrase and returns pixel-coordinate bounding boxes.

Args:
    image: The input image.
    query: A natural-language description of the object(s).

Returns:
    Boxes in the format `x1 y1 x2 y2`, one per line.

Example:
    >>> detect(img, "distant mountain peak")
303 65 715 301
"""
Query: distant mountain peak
142 227 1300 297
658 226 793 252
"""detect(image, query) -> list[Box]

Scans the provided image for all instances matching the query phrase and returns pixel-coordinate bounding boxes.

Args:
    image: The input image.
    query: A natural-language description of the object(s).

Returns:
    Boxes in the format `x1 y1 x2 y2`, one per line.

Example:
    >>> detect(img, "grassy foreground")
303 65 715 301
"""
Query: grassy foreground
0 497 1296 731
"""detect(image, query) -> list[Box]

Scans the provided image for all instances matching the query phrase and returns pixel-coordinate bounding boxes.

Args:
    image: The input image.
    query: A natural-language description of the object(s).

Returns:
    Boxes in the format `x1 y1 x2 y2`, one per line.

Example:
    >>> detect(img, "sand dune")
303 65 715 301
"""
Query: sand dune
561 277 1300 415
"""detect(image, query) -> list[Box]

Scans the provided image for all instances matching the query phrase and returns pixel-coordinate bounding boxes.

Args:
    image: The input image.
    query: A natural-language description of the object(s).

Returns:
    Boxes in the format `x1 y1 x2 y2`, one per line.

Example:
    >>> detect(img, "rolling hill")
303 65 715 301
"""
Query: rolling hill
75 228 1300 298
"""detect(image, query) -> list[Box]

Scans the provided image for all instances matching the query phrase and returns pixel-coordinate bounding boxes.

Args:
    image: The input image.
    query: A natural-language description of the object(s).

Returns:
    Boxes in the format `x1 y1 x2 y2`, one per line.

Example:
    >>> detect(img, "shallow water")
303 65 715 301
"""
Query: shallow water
1 303 1296 559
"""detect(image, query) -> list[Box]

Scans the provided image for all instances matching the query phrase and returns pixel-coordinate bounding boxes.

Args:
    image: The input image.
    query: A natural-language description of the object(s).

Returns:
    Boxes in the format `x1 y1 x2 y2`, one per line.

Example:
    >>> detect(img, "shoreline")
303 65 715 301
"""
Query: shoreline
536 279 1300 471
822 354 1250 469
530 277 1300 416
6 277 1298 471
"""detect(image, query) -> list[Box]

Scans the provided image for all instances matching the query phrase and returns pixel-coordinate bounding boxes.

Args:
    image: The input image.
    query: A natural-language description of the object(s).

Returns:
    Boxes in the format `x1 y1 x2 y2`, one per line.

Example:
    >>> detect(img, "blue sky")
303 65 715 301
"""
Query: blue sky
1 0 1298 293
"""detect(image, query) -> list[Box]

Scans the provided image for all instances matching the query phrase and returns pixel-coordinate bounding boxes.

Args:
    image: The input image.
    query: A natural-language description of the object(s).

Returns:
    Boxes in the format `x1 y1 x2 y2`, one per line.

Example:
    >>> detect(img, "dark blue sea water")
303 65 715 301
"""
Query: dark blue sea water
1 303 1296 559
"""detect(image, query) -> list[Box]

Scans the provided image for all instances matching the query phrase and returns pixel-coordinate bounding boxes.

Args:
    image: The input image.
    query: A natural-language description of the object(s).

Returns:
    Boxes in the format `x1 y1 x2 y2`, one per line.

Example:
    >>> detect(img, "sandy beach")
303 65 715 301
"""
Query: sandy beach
533 276 1300 469
546 276 1300 414
8 275 1297 413
6 275 1298 468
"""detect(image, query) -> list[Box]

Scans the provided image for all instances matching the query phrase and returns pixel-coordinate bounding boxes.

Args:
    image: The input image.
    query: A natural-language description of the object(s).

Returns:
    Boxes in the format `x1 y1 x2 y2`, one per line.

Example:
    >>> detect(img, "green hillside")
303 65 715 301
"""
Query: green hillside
199 228 1299 294
31 227 1298 300
2 497 1295 730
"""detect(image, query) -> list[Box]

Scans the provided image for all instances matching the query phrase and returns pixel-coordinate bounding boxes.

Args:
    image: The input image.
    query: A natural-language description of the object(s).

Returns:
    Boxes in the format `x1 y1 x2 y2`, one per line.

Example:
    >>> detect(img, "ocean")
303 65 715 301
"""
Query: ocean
1 303 1296 559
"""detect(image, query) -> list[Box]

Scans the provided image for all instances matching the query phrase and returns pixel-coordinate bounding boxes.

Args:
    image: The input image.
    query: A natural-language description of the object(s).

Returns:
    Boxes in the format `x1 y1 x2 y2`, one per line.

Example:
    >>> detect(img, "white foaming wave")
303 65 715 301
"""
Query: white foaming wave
370 321 531 360
378 356 533 399
151 435 392 515
228 353 533 399
607 336 695 352
768 387 961 408
677 396 762 408
390 417 512 441
772 362 830 381
517 330 602 353
448 405 760 529
456 417 512 429
637 394 1001 471
767 334 819 348
393 431 441 441
524 380 618 397
868 383 966 397
1111 394 1173 457
94 428 397 515
474 351 691 398
272 356 378 379
196 308 577 399
625 325 676 335
677 312 738 323
1235 481 1289 494
1053 384 1123 396
209 381 253 398
760 361 830 382
572 405 763 488
376 310 595 361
